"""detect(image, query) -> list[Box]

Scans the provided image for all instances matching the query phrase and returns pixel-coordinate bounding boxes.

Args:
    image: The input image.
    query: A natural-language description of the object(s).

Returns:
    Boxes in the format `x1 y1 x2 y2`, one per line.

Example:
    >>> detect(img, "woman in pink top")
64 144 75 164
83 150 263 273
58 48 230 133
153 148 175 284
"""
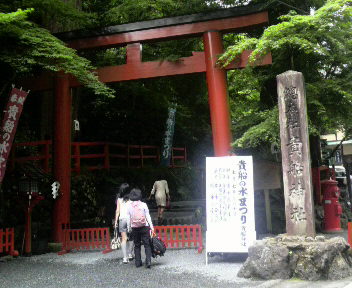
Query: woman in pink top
128 188 155 268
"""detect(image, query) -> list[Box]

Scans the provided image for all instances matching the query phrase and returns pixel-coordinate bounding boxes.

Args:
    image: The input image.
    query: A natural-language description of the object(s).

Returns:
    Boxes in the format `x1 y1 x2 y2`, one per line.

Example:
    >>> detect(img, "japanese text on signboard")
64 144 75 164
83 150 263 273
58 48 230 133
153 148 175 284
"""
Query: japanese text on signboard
161 107 176 166
0 87 29 182
206 156 255 252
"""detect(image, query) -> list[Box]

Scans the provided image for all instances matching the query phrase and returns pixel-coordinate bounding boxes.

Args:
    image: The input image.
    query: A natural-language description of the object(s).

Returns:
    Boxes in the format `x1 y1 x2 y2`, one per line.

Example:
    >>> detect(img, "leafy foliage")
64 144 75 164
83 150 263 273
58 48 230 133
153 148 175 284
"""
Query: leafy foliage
87 0 216 26
0 7 31 23
0 8 113 97
2 0 350 159
220 0 352 154
21 0 94 32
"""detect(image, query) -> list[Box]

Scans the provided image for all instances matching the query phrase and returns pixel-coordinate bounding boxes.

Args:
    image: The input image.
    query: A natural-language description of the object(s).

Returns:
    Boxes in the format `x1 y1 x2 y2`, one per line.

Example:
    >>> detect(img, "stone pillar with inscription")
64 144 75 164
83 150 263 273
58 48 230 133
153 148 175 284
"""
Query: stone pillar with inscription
277 70 315 237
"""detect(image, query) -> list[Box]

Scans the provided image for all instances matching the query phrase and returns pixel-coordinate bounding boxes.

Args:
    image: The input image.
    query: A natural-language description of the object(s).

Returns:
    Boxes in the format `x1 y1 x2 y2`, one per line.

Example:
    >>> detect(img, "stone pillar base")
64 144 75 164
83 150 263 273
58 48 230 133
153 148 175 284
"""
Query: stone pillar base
238 234 352 280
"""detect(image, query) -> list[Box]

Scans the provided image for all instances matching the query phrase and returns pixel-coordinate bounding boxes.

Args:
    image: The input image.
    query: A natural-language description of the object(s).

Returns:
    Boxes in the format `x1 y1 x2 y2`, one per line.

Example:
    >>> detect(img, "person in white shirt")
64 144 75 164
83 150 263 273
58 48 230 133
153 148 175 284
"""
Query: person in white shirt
128 188 155 268
149 179 170 225
114 183 133 264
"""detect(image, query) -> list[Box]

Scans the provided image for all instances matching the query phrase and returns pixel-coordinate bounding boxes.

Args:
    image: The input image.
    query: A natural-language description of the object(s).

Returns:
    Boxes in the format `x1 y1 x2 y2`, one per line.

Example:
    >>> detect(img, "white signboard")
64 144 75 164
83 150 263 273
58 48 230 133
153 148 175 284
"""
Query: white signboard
206 156 256 259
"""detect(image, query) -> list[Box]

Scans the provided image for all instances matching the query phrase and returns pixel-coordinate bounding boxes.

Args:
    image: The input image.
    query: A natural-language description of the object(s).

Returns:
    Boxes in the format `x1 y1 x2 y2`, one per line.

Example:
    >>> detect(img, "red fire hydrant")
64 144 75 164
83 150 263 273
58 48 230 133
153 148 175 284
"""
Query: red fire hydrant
322 179 342 232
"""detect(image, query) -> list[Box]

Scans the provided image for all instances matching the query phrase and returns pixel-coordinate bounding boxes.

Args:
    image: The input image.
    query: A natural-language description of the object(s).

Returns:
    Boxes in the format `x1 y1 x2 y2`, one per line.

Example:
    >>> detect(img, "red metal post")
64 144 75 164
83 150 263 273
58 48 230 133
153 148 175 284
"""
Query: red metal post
322 179 342 232
203 31 232 156
24 194 44 255
52 73 72 243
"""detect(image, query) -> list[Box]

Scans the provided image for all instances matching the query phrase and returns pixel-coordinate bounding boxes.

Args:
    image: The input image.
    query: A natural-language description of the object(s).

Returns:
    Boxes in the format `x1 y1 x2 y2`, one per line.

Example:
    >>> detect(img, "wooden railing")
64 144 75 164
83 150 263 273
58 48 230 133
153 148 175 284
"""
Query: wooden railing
0 228 19 256
10 141 187 173
154 224 203 253
58 227 112 255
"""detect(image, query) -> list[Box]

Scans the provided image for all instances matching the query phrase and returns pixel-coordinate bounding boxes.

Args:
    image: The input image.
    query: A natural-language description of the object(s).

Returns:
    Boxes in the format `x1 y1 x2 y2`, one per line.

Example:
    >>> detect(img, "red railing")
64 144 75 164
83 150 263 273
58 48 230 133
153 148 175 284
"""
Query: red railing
154 224 203 253
58 227 112 255
10 141 187 173
171 147 188 168
0 228 19 256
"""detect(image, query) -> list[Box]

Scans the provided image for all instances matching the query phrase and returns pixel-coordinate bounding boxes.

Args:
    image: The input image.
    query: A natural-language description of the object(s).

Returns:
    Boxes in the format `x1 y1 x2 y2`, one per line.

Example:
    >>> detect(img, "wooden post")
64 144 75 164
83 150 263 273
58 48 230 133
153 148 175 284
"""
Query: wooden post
52 72 72 243
277 70 315 237
203 31 232 156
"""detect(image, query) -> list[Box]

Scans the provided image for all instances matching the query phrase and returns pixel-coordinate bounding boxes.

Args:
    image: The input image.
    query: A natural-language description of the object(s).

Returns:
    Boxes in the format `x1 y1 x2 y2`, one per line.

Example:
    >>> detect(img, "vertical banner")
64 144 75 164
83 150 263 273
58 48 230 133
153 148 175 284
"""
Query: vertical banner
206 156 256 257
160 106 176 166
0 87 29 182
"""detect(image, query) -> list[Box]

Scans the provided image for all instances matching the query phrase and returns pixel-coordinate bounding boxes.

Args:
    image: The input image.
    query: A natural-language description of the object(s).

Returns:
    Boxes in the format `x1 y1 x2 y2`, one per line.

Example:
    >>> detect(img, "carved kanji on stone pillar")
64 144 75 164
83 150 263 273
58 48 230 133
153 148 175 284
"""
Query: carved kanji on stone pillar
277 71 315 237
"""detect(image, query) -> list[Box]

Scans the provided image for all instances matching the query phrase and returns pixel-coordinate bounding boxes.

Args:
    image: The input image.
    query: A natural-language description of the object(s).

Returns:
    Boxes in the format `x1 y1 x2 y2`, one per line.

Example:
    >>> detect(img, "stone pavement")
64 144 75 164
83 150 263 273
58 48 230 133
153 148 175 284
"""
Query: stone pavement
2 242 352 288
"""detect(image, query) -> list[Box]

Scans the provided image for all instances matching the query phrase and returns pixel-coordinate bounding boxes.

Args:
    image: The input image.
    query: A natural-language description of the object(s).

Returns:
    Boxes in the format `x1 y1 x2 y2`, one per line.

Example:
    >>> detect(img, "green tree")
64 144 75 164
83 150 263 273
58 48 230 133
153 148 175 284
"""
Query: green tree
0 2 113 98
84 0 217 26
220 0 352 156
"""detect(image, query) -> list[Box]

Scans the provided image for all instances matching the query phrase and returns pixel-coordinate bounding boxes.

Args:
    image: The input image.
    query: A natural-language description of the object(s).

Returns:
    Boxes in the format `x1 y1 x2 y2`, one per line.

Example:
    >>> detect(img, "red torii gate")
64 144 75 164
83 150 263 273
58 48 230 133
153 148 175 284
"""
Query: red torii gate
25 5 271 242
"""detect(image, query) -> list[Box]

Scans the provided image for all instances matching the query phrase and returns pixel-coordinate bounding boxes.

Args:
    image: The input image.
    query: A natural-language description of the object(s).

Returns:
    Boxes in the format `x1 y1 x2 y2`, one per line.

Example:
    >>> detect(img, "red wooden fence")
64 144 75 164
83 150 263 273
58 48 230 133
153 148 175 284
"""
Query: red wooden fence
154 224 203 253
0 228 19 256
57 225 203 255
58 227 112 255
10 141 187 173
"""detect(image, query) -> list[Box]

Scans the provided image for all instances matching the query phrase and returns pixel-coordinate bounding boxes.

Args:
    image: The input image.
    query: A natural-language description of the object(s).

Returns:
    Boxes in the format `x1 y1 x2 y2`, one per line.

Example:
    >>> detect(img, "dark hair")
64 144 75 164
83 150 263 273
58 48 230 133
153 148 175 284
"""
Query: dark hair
115 183 130 203
129 188 142 201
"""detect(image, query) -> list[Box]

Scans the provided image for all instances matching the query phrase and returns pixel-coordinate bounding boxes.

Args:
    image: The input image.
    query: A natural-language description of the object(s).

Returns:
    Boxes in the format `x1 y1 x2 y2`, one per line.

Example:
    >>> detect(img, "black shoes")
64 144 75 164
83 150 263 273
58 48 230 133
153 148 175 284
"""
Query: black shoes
135 259 151 268
135 262 142 267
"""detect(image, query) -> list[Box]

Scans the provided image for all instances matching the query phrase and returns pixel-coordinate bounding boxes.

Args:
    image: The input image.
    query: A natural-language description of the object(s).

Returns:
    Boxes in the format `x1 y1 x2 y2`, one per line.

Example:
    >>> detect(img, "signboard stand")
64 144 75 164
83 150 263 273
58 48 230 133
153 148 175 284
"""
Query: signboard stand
205 156 256 264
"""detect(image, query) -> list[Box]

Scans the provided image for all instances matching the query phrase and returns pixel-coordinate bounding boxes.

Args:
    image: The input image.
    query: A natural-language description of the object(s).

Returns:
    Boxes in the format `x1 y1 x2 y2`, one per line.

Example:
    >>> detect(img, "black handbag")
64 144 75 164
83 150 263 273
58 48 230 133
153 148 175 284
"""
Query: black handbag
150 236 166 258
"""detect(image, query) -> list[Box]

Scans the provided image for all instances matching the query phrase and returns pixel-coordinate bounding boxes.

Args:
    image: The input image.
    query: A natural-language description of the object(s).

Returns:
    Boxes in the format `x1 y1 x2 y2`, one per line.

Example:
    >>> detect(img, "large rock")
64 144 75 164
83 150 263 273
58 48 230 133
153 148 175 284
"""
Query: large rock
238 235 352 280
238 241 291 279
327 254 352 280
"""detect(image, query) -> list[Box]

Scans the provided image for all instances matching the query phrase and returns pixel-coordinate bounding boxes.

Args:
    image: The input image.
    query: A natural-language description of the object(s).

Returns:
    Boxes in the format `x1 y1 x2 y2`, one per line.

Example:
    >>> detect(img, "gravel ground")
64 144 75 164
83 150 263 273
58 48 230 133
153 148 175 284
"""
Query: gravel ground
2 248 352 288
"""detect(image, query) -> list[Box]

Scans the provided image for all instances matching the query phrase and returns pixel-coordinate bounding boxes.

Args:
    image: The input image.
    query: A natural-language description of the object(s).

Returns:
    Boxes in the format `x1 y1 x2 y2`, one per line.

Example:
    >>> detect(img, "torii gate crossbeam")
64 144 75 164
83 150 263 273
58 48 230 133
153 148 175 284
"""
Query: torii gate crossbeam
25 4 271 242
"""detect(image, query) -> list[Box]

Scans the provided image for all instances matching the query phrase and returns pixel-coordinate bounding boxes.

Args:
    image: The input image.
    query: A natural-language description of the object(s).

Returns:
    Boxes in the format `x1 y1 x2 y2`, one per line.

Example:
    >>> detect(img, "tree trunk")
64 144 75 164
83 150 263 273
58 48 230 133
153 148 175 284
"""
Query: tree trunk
310 135 322 168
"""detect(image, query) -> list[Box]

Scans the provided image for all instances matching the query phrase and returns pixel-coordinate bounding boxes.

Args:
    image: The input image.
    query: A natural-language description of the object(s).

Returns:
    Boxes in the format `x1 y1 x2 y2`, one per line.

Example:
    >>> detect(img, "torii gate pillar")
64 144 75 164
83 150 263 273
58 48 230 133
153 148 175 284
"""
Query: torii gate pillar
52 72 71 243
203 31 232 156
